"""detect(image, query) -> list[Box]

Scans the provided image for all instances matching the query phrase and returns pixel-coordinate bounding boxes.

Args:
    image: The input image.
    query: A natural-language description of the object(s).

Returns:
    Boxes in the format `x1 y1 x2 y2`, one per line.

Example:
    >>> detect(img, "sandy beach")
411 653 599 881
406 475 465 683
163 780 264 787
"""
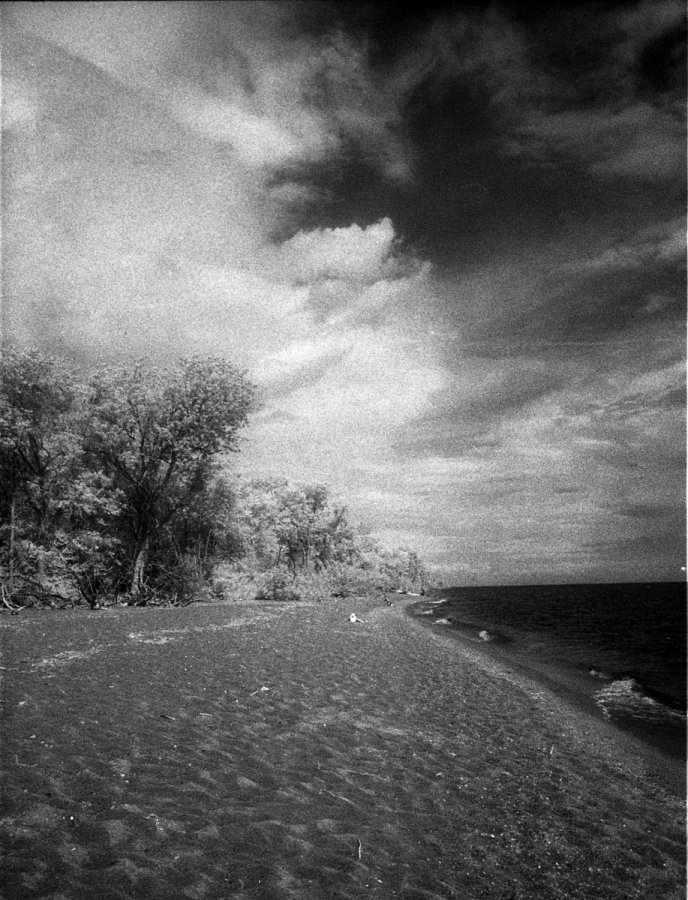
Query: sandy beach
1 594 685 899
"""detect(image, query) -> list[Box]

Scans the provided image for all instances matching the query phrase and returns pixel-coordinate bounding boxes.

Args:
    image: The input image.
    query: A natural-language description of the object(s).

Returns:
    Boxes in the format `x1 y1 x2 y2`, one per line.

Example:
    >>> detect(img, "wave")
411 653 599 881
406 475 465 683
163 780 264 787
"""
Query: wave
593 678 687 726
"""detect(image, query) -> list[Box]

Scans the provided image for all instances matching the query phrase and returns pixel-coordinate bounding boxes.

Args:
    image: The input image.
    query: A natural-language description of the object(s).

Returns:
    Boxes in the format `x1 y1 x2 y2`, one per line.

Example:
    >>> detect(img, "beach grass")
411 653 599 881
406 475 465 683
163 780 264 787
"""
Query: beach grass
1 595 685 899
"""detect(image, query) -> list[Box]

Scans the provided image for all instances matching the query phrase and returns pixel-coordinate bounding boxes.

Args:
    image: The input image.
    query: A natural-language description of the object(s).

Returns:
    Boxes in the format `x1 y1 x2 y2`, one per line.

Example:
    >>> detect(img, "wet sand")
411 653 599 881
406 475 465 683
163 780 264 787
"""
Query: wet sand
406 599 686 791
1 595 685 899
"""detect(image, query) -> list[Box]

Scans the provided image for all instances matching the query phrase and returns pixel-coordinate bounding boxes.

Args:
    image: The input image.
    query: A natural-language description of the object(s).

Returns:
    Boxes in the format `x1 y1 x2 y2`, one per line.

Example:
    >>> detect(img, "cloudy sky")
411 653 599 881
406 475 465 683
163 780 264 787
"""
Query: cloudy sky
2 0 685 584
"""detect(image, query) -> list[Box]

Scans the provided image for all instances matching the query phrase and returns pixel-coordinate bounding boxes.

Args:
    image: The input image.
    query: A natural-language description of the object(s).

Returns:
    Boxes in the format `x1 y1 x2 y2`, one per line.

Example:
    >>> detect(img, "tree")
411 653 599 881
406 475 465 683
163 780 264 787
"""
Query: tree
0 349 78 593
226 477 433 600
83 356 254 599
0 348 126 606
232 479 358 576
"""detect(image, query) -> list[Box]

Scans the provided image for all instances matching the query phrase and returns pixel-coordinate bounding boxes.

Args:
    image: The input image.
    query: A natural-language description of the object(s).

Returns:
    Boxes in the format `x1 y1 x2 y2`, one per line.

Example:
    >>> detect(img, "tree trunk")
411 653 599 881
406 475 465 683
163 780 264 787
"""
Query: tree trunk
8 496 15 596
130 536 149 600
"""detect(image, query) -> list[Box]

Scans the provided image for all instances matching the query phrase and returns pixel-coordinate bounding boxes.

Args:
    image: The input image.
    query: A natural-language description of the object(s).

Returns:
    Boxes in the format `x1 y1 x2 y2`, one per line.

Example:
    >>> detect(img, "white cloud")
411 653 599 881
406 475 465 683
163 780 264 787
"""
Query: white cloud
261 328 445 430
168 88 334 168
7 1 412 180
607 360 686 410
5 1 193 86
244 325 448 497
1 75 38 131
255 336 344 385
277 218 404 284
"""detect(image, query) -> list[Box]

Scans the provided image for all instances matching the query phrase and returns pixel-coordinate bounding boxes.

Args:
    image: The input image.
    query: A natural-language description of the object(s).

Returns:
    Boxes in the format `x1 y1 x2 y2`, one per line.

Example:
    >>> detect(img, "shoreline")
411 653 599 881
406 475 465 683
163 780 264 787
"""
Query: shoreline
405 597 686 797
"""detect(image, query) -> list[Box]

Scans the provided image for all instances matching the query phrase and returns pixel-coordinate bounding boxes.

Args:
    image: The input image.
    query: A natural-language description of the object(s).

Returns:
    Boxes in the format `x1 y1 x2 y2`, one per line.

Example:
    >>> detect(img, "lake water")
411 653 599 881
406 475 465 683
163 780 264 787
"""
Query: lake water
416 582 686 758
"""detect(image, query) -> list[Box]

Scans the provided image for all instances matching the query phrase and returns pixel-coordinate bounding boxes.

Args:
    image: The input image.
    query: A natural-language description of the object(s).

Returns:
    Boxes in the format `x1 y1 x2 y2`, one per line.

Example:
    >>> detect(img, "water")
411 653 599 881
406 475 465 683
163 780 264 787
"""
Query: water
418 582 686 756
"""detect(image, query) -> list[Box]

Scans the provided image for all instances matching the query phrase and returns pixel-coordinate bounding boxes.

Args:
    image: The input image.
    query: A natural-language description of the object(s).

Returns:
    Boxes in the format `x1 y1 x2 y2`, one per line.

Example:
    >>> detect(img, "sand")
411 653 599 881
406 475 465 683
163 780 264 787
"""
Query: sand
0 595 685 899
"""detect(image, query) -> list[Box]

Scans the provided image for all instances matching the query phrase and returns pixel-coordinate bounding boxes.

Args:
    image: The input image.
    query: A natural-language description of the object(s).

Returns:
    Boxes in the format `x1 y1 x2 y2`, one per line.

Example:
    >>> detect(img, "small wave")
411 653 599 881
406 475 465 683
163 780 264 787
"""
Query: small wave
588 669 612 680
594 678 686 726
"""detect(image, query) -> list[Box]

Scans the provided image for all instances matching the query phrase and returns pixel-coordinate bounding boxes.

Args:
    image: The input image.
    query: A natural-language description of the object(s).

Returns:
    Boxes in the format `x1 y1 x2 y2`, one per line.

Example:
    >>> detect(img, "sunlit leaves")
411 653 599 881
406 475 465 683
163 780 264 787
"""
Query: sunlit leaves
0 349 254 603
83 356 255 593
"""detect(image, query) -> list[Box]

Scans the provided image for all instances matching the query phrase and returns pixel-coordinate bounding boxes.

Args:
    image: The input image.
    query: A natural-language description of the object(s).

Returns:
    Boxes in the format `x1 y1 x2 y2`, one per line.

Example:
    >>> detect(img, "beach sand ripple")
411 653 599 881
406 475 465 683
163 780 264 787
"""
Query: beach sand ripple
0 599 685 899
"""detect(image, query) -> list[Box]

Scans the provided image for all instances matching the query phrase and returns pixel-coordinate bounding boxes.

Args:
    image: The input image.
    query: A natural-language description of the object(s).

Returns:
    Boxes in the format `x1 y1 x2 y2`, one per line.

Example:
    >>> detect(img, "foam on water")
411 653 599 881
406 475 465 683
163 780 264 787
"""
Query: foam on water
416 582 687 757
593 678 687 726
427 582 686 711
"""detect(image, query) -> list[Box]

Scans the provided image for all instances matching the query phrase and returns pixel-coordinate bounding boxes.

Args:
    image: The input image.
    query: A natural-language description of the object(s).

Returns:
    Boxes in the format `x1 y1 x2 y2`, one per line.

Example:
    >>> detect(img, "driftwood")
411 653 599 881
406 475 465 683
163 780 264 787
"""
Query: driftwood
1 584 21 612
1 574 72 609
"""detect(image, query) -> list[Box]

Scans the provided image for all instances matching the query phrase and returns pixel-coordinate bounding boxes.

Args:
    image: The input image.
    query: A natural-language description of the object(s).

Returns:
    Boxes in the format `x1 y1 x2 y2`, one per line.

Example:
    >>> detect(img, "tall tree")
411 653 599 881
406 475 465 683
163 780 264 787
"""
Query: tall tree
0 349 78 590
233 479 356 575
84 356 254 598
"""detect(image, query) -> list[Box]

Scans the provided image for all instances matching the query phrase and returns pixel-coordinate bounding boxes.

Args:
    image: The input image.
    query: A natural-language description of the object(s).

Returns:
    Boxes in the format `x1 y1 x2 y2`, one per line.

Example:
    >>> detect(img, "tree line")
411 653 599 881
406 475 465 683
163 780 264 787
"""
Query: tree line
0 349 428 608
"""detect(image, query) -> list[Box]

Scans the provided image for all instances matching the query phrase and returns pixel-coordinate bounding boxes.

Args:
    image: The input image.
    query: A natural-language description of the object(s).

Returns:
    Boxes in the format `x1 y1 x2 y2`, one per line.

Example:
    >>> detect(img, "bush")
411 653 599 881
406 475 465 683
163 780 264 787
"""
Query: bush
325 562 381 598
254 569 302 602
141 553 217 604
210 563 259 602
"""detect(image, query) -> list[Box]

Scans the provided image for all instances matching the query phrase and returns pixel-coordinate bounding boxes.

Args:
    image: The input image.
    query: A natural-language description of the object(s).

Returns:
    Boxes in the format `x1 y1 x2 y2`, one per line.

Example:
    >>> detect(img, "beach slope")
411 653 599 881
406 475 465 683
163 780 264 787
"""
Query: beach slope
1 596 685 899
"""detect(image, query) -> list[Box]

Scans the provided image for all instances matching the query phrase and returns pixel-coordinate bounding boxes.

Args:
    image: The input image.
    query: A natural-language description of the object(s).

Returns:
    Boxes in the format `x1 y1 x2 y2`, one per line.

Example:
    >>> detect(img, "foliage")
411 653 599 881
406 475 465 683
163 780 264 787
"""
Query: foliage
0 348 431 609
254 569 302 602
232 478 356 575
0 349 79 536
0 349 254 606
0 349 122 606
229 478 430 600
82 356 255 596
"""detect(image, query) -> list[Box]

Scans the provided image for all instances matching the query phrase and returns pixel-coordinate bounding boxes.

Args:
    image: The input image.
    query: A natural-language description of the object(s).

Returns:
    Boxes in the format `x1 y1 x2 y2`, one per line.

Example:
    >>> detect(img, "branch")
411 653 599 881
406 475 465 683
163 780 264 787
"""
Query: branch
3 573 73 606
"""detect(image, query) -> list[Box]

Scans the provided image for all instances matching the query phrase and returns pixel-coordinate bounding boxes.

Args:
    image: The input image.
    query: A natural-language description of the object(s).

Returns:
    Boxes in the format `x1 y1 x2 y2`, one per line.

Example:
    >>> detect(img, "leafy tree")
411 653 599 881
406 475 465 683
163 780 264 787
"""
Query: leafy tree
147 474 245 602
0 350 75 531
0 348 125 605
232 479 354 575
367 544 428 593
165 473 241 563
0 349 77 595
0 349 431 609
83 356 254 598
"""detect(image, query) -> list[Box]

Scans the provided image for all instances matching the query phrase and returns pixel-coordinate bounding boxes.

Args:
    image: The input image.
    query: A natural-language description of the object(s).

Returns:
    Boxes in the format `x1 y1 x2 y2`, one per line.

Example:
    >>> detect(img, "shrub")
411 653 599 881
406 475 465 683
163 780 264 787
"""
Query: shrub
254 569 301 602
325 562 380 598
210 563 259 602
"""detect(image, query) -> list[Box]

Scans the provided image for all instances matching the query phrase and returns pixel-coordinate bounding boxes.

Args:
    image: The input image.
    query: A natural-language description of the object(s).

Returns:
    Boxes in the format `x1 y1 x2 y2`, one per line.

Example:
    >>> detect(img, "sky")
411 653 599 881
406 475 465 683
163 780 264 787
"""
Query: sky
1 0 685 584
